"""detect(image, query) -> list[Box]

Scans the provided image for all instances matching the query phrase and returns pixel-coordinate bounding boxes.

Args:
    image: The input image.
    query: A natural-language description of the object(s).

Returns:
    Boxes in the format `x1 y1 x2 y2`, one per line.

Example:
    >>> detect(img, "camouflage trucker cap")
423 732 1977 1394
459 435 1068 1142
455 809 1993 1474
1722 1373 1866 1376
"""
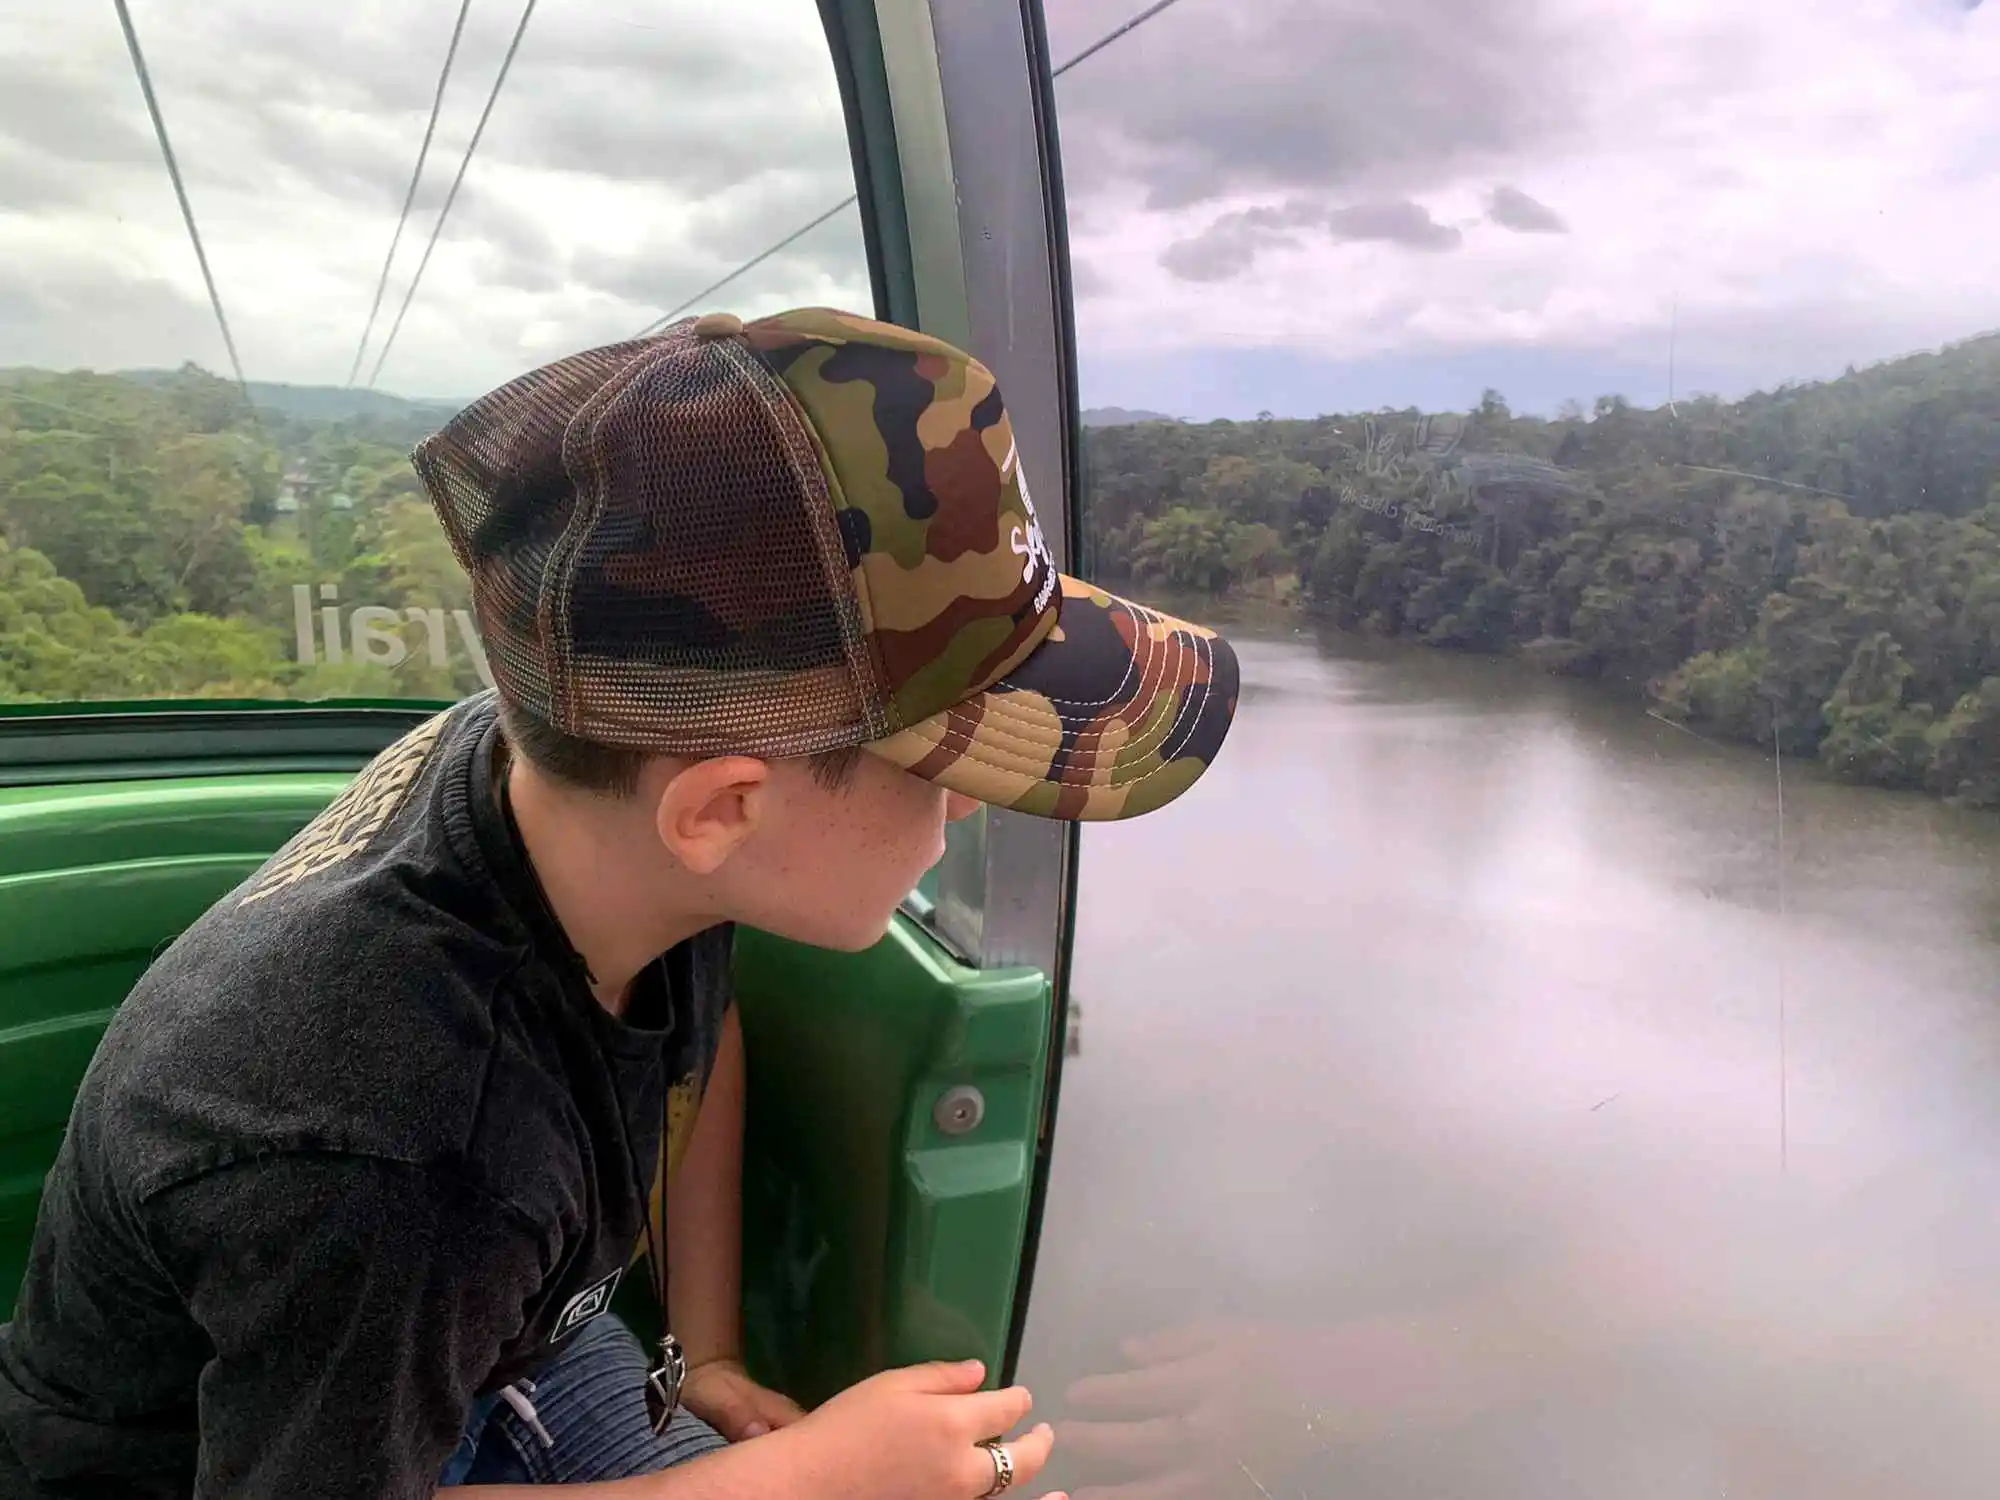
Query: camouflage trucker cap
411 307 1237 821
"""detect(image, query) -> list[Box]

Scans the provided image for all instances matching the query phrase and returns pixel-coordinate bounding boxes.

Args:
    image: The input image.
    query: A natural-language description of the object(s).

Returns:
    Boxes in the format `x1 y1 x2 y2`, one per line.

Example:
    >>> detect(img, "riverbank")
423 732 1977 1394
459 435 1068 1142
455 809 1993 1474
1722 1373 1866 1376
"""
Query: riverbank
1106 577 2000 814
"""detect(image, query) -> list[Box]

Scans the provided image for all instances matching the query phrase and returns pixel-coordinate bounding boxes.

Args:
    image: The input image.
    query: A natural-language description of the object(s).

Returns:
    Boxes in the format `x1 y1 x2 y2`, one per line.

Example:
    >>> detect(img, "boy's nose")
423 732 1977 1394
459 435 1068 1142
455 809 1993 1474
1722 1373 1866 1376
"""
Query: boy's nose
946 792 981 822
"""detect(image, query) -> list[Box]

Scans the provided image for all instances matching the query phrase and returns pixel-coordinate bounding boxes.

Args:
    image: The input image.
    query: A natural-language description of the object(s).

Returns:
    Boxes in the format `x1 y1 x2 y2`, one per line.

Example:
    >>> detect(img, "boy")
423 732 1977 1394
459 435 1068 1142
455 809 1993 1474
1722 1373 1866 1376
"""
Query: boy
0 307 1237 1496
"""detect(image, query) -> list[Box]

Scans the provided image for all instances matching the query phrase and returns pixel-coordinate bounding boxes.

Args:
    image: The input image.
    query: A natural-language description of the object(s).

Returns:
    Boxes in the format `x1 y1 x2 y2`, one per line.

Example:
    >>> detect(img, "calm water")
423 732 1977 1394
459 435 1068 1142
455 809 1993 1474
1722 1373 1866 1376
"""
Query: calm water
1019 620 2000 1500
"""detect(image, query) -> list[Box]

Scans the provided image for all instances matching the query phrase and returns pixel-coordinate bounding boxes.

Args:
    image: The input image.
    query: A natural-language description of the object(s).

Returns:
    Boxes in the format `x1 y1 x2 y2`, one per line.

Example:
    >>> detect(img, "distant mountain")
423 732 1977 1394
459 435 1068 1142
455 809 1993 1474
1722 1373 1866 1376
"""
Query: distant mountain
111 372 1175 431
248 381 462 423
120 371 461 424
1082 406 1179 427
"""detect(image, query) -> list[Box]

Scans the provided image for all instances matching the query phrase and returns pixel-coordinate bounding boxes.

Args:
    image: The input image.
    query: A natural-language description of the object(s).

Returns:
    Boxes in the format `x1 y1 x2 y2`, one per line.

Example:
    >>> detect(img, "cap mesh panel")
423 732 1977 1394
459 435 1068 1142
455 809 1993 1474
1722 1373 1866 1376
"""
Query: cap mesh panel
413 324 879 756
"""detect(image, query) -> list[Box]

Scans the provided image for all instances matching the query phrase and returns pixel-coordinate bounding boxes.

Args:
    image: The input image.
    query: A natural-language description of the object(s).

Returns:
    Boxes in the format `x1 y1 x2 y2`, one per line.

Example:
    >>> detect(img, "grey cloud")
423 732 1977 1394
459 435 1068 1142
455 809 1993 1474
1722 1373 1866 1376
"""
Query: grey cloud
573 200 867 318
0 3 853 216
377 169 867 323
1159 231 1261 284
1048 0 1591 212
183 7 478 116
1159 198 1328 282
0 260 222 375
447 189 570 297
0 0 865 387
1068 257 1111 298
486 91 849 197
0 139 95 214
0 56 157 170
1162 195 1460 281
227 111 417 210
445 12 852 193
1328 200 1462 250
1487 184 1568 233
448 187 562 270
0 15 435 218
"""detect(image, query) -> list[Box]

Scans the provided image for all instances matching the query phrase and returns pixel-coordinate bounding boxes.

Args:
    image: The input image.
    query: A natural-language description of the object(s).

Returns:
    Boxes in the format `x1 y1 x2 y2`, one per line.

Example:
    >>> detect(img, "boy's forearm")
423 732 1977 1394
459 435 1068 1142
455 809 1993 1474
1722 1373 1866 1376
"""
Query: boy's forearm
666 1000 746 1367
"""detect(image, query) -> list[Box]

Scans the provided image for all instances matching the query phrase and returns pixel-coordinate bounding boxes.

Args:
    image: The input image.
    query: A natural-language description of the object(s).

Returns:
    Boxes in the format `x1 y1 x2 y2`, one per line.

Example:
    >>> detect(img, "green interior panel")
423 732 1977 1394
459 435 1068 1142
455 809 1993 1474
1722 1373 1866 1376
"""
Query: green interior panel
0 769 1054 1399
0 773 353 1302
732 925 1048 1405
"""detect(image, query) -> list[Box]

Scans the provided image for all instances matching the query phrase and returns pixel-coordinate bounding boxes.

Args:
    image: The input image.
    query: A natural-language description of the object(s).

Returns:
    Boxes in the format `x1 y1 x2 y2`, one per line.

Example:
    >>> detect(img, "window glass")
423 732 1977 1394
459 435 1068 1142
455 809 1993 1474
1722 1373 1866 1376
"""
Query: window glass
0 0 868 708
1029 2 2000 1498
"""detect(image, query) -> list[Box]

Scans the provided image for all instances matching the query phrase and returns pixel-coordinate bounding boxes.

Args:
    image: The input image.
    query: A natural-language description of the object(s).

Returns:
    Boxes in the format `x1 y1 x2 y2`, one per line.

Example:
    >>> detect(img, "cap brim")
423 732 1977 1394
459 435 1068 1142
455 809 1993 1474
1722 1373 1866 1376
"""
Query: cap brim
863 576 1238 821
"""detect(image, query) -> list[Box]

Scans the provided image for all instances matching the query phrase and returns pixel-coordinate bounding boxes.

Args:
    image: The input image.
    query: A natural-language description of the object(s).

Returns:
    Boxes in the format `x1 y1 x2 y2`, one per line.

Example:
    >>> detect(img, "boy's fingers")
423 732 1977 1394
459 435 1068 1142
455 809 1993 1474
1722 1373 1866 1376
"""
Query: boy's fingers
953 1382 1035 1437
752 1387 807 1427
892 1358 988 1394
694 1384 764 1440
964 1422 1055 1493
767 1400 807 1427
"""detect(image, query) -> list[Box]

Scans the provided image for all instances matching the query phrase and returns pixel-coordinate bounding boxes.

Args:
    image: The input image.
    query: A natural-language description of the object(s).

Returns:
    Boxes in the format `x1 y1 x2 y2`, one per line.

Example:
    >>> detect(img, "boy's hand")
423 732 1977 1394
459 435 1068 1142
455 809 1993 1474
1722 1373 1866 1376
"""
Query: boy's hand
784 1358 1063 1499
681 1357 806 1441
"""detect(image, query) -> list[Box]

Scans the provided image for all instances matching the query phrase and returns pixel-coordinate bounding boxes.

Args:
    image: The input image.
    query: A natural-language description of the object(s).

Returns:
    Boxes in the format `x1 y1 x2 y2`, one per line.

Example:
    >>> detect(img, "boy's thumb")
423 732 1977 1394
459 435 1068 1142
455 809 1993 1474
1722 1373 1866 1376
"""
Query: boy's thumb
896 1358 987 1394
700 1386 763 1437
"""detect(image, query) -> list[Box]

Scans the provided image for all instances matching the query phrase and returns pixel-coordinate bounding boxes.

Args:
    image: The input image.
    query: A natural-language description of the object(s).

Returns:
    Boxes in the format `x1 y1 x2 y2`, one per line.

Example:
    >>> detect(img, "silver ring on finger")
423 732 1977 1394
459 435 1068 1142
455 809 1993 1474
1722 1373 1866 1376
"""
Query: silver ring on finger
977 1438 1015 1497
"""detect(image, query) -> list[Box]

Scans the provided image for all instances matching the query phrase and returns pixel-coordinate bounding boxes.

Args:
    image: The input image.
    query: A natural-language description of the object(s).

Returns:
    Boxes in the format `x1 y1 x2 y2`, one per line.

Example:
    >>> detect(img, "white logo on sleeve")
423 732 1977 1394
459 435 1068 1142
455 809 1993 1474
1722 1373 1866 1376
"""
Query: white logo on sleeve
550 1269 622 1342
1003 439 1059 612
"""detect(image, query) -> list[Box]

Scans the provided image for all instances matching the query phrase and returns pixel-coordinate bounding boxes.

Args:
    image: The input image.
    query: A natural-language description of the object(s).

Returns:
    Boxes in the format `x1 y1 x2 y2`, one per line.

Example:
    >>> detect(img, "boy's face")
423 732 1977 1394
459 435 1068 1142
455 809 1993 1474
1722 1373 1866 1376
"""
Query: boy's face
709 753 982 952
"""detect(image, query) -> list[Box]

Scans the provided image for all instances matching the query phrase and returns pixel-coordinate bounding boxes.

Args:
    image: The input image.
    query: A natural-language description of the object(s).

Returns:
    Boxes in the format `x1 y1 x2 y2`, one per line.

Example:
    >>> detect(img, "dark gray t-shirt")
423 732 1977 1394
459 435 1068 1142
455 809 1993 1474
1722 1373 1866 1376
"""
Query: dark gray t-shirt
0 693 733 1497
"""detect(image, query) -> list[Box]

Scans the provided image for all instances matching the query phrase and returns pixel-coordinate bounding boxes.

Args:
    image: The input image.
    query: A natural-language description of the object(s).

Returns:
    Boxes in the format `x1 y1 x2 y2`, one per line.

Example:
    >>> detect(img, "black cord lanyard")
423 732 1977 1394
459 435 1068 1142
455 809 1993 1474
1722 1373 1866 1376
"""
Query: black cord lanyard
496 750 684 1433
628 1092 685 1434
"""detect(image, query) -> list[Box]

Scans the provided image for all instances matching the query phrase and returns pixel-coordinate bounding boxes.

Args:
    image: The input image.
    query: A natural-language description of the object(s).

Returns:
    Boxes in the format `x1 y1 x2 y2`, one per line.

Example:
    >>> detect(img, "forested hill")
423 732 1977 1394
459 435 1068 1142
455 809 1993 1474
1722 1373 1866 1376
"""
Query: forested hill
118 371 461 429
6 334 2000 808
1082 329 2000 806
0 363 481 706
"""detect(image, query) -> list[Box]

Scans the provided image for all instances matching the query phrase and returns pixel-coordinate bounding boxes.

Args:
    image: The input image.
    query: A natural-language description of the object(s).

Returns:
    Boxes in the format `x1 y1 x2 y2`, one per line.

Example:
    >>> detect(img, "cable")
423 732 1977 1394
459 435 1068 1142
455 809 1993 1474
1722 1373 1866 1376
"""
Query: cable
634 197 861 338
1049 0 1191 79
366 0 541 388
347 0 476 388
112 0 253 408
629 0 1201 336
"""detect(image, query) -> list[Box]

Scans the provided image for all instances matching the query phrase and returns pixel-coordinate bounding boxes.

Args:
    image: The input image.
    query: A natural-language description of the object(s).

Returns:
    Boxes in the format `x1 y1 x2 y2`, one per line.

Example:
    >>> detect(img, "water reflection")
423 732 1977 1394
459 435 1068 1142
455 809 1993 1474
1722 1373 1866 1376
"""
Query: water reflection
1023 629 2000 1499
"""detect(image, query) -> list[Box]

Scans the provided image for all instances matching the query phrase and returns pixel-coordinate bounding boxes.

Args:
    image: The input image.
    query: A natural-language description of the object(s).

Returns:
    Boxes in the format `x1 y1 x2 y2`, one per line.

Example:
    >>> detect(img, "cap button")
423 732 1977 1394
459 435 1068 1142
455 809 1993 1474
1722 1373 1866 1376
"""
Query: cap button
691 312 743 339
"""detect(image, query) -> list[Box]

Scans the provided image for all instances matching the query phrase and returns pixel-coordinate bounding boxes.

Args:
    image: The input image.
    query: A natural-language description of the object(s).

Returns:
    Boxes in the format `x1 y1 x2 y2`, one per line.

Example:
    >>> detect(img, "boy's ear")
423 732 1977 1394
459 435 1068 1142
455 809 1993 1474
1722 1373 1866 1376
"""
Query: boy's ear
652 756 771 874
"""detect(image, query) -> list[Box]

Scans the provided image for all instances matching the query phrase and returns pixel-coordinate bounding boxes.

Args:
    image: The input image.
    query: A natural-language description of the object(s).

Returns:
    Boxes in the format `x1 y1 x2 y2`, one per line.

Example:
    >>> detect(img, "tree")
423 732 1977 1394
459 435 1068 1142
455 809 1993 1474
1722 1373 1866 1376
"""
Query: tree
135 614 291 699
149 434 257 617
1819 632 1933 788
1929 678 2000 806
0 539 148 701
1132 506 1239 595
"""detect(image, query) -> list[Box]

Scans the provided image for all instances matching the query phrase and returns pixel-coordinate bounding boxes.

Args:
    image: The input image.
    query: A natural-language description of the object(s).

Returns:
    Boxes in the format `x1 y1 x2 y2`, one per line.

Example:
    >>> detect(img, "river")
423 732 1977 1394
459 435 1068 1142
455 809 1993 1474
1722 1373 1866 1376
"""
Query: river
1019 615 2000 1499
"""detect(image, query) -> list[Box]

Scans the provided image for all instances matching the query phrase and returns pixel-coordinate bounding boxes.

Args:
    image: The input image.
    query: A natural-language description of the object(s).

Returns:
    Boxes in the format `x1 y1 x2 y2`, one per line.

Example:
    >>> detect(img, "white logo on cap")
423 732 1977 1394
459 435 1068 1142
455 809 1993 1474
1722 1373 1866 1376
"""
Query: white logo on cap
1004 439 1059 612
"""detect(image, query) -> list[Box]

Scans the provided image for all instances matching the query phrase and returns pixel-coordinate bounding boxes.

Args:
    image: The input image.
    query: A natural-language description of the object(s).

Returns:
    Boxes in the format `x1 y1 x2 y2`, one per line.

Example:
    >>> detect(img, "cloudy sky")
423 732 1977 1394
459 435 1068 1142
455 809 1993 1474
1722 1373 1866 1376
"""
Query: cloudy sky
1 0 1994 419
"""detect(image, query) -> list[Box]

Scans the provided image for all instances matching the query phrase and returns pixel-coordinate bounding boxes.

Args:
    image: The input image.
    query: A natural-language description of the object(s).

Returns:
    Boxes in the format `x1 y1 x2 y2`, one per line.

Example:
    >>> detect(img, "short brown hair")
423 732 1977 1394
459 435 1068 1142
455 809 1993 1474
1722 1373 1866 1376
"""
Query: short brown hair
496 697 864 797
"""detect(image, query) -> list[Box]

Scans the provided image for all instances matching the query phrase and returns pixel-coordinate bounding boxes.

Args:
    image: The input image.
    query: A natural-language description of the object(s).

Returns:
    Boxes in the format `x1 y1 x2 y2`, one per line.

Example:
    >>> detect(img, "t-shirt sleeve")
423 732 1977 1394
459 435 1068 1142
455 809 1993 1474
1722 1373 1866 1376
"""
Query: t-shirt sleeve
140 1152 550 1499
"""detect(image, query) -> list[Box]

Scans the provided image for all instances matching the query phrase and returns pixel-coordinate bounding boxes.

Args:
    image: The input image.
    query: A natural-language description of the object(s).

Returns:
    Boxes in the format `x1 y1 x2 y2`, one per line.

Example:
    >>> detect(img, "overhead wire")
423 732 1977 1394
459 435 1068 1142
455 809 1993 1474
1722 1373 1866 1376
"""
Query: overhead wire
347 0 476 388
111 0 253 410
365 0 541 388
1049 0 1190 78
630 0 1200 337
632 198 863 339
